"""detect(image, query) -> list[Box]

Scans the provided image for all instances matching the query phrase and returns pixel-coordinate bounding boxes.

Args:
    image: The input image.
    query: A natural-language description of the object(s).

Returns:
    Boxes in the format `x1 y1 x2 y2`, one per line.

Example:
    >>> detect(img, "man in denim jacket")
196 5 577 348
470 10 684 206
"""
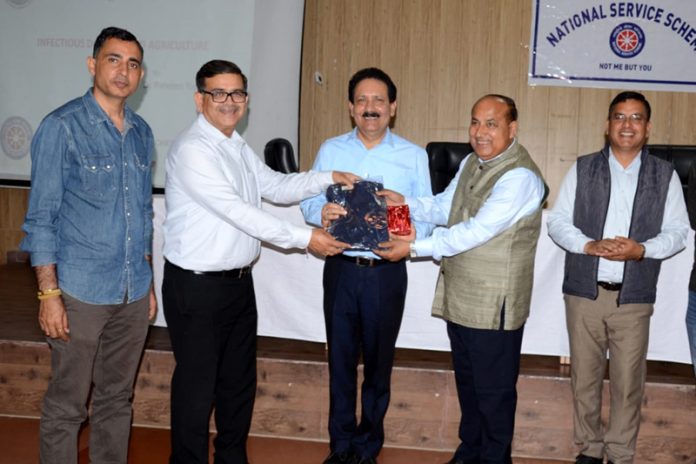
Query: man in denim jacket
21 27 155 464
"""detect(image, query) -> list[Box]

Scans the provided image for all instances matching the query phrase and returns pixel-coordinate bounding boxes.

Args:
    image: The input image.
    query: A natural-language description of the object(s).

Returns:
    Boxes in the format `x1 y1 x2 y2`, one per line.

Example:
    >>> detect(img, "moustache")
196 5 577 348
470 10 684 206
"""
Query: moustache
362 112 380 118
218 104 240 113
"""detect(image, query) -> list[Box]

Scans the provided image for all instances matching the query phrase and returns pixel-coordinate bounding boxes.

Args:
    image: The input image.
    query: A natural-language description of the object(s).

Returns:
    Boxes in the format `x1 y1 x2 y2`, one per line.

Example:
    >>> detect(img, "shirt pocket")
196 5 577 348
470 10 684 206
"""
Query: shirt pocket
131 150 152 193
79 153 116 197
133 150 152 173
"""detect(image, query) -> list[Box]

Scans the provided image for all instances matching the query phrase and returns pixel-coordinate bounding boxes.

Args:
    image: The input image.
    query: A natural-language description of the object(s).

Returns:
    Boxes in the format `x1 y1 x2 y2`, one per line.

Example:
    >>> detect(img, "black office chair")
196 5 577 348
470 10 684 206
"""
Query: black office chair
425 142 472 194
264 138 298 174
647 144 696 199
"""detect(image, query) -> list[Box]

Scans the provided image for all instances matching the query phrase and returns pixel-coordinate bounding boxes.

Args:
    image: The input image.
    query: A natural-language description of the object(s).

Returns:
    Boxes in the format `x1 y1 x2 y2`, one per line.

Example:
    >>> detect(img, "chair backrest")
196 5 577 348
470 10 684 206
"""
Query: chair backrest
426 141 472 194
264 138 298 174
647 144 696 199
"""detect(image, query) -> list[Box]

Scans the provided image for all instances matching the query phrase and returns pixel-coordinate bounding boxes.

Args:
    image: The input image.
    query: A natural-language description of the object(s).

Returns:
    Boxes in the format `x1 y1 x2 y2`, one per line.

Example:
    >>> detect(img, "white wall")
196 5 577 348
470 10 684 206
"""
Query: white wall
244 0 304 163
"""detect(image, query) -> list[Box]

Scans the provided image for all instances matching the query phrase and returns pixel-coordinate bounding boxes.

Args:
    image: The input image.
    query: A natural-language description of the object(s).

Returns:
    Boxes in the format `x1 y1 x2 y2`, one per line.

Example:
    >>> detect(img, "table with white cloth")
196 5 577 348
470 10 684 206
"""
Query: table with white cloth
151 196 693 364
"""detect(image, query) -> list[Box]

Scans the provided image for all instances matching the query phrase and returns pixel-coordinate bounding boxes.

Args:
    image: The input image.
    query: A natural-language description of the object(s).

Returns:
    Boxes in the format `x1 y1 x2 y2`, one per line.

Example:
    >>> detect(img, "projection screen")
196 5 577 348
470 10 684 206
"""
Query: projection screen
0 0 304 188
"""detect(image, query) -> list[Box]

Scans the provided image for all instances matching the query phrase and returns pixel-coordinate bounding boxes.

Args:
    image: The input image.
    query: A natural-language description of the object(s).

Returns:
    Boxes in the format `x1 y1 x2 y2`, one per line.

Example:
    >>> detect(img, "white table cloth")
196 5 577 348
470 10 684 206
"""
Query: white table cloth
151 197 692 364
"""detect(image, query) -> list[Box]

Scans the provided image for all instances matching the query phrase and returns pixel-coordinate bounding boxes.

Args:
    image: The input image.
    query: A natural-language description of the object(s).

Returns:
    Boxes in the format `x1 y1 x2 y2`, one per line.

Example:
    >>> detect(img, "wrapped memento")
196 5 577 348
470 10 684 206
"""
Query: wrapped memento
326 180 389 251
387 204 412 236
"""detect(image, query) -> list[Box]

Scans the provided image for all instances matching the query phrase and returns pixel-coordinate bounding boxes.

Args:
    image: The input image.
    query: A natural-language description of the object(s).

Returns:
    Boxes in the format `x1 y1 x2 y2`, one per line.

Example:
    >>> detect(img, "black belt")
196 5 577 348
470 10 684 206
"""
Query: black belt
334 254 390 267
598 281 622 291
166 260 252 279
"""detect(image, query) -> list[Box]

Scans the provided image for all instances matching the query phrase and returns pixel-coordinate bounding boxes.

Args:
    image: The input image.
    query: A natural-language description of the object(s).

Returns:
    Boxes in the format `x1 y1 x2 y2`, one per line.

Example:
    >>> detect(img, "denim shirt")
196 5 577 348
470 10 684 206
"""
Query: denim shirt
21 89 155 305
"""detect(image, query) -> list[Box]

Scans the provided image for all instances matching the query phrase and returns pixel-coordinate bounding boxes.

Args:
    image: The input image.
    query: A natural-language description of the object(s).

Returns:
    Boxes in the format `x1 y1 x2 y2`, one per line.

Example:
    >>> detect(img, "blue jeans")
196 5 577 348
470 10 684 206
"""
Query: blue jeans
687 291 696 377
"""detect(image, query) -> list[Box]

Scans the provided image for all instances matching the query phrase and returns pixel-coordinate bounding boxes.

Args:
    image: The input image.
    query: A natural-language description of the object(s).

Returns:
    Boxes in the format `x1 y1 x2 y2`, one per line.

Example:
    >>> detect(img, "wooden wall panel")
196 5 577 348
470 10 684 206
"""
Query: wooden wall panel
428 1 464 142
300 0 696 205
543 87 580 205
0 187 28 265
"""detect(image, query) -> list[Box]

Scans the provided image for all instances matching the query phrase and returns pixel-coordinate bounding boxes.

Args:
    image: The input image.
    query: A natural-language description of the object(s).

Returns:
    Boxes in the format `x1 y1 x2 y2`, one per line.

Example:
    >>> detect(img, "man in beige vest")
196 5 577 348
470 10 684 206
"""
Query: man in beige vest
377 95 547 464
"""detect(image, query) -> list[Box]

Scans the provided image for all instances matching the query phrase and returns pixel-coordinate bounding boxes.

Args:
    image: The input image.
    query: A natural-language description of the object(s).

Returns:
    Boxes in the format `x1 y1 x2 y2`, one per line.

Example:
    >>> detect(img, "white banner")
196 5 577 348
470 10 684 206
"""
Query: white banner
529 0 696 92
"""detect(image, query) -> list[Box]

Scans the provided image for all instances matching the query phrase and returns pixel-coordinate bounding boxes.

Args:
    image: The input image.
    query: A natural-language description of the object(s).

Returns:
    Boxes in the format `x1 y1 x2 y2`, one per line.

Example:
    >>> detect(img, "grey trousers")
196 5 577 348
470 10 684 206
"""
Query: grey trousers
39 292 150 464
565 289 653 464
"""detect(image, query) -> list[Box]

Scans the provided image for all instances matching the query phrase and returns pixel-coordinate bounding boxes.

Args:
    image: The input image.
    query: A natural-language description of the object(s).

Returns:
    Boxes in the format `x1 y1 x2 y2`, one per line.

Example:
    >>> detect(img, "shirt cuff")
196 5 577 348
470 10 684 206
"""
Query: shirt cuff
29 252 56 267
642 241 654 259
413 238 434 258
576 238 593 255
404 196 422 221
296 226 314 249
318 171 336 188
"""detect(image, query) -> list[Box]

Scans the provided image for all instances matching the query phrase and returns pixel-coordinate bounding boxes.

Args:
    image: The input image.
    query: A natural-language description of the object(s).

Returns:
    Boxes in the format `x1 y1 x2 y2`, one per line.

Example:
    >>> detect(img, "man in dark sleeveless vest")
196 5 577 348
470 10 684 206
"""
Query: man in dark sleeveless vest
547 91 688 464
377 95 548 464
687 164 696 378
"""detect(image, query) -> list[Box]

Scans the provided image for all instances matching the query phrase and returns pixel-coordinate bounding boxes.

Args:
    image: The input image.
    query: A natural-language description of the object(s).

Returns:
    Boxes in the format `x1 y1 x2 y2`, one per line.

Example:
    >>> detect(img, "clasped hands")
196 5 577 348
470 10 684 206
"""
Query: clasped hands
584 236 645 261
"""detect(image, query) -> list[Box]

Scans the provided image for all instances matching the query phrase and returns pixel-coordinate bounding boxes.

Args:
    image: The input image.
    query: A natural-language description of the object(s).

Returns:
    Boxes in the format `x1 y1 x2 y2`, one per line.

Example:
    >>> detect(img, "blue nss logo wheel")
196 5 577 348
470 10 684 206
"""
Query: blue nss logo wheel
609 22 645 59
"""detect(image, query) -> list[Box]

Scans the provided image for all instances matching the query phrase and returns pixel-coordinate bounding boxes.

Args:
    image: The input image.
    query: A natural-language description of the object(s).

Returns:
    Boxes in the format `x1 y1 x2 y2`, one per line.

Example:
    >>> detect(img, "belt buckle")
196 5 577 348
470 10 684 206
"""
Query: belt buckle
598 281 621 291
355 256 373 267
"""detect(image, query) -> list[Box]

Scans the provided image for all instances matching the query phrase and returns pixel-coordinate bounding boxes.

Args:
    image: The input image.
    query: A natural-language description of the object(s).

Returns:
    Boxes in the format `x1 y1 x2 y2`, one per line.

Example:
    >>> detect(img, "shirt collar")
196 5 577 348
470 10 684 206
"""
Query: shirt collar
81 88 137 130
196 113 246 150
348 127 395 149
477 138 518 164
608 146 642 172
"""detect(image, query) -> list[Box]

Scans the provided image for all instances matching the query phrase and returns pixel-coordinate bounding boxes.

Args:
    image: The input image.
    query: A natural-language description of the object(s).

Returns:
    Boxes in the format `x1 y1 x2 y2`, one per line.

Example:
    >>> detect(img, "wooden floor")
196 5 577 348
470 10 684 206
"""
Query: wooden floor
2 262 695 463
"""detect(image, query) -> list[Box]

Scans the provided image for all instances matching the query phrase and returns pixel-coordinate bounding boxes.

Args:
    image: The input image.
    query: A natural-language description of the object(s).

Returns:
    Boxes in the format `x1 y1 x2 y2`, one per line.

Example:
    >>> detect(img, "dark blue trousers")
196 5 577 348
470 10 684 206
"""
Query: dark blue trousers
323 256 407 460
447 320 524 464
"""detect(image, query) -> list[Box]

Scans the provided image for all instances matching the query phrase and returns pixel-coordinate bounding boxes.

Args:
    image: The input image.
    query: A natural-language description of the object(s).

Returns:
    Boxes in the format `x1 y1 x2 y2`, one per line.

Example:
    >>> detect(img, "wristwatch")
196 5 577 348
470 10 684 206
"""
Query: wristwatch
409 241 417 258
637 244 646 261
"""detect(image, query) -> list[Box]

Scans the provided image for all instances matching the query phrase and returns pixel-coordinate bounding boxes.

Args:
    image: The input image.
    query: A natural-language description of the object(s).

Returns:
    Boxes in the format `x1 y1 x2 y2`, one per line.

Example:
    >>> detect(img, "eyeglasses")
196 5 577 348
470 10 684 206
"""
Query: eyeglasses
611 113 645 123
200 89 248 103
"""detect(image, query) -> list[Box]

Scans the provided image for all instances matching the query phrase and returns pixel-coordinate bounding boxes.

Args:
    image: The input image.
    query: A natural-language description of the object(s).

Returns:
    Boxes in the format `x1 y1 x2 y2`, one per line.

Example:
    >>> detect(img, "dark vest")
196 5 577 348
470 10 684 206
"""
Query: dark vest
562 147 673 304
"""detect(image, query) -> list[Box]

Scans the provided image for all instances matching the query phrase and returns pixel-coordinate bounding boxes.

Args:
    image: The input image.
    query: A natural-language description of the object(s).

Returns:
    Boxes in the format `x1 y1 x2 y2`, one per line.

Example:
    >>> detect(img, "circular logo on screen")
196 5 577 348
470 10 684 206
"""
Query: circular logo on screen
5 0 31 8
1 116 33 160
609 23 645 58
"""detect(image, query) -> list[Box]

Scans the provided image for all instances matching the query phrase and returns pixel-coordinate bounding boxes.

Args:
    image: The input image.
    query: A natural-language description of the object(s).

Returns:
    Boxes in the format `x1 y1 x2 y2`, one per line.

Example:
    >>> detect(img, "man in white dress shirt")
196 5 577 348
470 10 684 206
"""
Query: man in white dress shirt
547 91 688 464
378 94 547 464
162 59 358 464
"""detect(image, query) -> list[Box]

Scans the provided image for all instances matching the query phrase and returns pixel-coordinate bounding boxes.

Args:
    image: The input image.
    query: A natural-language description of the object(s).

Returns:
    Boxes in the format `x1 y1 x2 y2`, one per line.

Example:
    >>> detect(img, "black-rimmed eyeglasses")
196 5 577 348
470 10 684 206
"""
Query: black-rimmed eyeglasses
200 89 248 103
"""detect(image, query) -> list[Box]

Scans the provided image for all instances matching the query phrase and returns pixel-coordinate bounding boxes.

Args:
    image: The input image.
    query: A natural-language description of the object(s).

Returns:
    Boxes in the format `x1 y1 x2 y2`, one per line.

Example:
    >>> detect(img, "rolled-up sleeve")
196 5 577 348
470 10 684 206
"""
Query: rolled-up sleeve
20 116 67 266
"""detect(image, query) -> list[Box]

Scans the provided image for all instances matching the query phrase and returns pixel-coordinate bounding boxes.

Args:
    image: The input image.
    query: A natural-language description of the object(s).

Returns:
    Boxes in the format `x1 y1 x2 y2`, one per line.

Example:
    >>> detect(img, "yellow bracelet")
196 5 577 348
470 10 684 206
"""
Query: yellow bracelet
37 288 62 300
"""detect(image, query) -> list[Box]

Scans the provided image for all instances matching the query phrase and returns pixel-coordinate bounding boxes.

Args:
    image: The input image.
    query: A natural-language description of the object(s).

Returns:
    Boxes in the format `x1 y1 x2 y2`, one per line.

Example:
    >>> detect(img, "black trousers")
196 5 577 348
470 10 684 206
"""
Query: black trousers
163 261 257 464
447 320 524 464
323 256 407 459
